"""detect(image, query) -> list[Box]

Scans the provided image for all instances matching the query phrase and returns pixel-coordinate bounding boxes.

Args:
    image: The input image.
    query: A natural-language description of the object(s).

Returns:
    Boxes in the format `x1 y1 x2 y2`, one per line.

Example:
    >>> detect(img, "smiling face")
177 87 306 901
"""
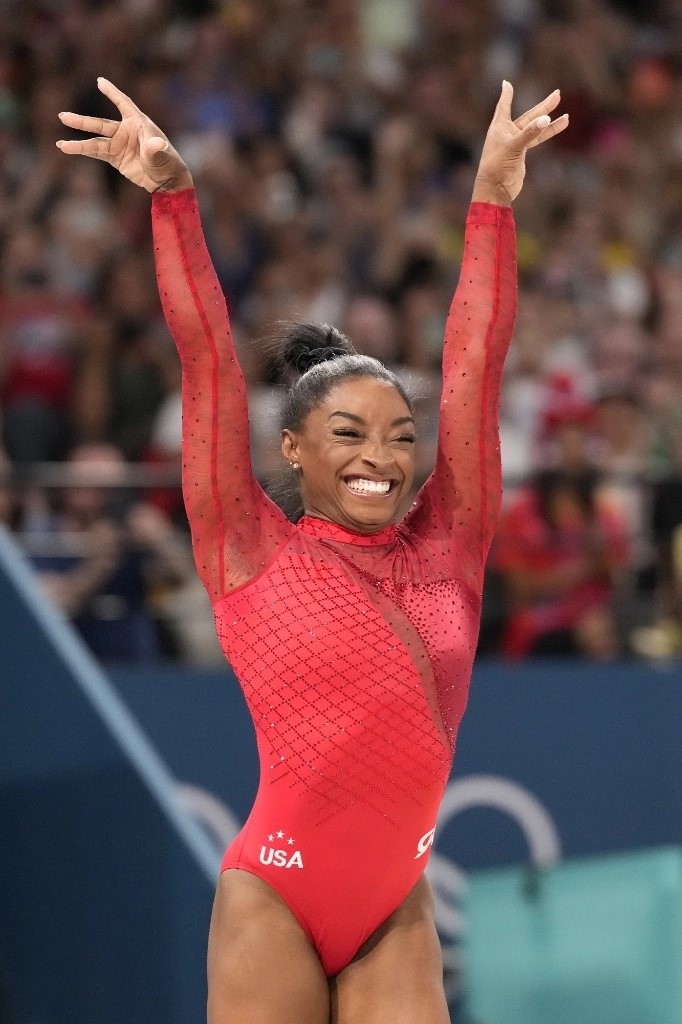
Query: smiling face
281 375 416 533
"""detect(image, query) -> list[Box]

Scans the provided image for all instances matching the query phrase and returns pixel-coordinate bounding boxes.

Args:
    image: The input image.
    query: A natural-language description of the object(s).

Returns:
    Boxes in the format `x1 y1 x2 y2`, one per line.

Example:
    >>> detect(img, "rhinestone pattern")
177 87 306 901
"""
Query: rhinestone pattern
214 533 452 826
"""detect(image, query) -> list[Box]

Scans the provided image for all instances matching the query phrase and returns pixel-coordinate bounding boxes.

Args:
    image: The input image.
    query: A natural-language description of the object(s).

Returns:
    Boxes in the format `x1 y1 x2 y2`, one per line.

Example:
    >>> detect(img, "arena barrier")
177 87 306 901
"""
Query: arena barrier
0 526 216 1024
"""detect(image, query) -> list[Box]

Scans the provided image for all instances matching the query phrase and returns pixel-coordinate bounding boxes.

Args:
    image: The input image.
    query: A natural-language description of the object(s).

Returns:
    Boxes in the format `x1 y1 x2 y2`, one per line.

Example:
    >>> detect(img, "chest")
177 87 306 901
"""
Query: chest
213 542 479 712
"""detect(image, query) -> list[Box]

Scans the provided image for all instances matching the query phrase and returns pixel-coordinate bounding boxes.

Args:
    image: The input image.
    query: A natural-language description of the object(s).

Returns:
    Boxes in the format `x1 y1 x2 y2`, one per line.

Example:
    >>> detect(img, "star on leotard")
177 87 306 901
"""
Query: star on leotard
268 834 274 841
276 830 285 839
287 837 295 845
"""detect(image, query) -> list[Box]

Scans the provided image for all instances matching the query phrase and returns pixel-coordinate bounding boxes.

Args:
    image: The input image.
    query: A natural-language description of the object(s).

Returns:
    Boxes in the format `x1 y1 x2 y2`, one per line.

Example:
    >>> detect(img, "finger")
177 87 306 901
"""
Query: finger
56 137 112 159
97 76 140 118
515 89 561 130
514 112 553 151
494 80 514 122
526 112 570 149
58 111 119 138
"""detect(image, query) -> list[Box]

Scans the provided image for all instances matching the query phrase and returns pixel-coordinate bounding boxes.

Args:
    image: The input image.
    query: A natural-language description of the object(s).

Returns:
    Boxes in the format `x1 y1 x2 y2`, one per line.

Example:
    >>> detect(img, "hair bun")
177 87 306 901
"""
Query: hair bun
280 322 356 375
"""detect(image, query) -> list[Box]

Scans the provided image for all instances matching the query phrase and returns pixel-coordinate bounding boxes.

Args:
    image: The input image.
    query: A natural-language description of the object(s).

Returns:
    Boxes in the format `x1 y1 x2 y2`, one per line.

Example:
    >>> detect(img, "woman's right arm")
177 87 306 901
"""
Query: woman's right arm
151 186 291 597
57 78 292 600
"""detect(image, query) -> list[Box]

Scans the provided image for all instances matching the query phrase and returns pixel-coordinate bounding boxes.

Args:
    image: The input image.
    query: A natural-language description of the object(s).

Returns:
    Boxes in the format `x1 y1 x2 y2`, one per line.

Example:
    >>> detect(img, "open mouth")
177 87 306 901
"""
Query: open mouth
343 476 398 498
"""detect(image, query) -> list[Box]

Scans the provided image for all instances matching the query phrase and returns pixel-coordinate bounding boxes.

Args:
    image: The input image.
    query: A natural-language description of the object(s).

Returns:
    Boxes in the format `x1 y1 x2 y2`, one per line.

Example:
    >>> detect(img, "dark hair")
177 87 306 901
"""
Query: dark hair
536 468 599 530
266 322 414 522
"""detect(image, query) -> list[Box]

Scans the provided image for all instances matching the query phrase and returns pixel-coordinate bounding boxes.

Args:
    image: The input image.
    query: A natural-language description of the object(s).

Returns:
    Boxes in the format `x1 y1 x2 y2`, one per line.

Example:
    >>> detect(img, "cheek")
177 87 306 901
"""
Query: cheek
300 443 344 487
398 449 416 481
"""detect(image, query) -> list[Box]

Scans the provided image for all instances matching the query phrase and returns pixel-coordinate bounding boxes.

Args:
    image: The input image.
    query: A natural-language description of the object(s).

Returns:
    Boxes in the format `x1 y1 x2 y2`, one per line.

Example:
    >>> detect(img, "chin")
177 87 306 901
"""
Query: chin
342 502 396 530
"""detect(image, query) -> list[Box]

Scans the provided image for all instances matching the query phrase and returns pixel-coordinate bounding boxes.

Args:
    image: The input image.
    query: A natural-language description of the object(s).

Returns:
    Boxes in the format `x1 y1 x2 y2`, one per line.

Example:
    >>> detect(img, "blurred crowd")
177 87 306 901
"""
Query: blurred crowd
1 0 682 663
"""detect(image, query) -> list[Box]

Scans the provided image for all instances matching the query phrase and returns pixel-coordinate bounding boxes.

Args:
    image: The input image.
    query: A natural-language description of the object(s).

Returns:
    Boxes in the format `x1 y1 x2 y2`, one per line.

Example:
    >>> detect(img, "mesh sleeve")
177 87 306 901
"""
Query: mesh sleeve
151 188 292 600
404 202 517 592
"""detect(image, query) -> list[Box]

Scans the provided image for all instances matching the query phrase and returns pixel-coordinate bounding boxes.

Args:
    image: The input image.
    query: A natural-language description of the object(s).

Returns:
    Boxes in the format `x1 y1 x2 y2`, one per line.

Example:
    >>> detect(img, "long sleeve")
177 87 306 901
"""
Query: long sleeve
151 188 292 601
404 202 517 593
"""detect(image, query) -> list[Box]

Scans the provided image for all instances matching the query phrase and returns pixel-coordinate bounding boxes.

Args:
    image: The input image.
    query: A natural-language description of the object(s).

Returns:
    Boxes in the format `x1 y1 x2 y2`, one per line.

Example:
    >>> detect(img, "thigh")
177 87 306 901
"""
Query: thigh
329 875 449 1024
208 868 330 1024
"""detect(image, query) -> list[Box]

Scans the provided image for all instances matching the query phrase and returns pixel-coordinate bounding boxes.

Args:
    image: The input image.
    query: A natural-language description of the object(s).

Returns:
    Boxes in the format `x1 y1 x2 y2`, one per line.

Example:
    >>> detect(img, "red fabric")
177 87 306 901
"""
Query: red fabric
152 189 517 976
494 488 629 658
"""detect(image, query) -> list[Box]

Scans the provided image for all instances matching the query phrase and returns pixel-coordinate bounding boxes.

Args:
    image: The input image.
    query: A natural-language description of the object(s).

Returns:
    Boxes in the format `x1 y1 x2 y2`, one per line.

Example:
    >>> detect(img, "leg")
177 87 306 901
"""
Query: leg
329 875 449 1024
208 868 330 1024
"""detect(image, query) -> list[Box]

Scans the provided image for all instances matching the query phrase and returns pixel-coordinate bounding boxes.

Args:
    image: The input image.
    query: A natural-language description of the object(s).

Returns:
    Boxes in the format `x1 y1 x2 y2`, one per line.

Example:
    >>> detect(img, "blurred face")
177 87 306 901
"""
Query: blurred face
63 445 126 522
282 376 416 533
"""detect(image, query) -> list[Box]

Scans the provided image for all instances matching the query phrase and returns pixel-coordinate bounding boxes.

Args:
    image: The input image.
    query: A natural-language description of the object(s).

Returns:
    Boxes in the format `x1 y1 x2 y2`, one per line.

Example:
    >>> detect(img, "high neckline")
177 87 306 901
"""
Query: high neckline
298 515 397 547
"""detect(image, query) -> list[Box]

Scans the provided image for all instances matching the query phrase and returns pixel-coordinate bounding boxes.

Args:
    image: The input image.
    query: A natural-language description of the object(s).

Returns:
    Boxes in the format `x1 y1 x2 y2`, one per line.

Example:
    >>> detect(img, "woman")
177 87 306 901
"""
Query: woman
57 79 567 1023
494 468 628 659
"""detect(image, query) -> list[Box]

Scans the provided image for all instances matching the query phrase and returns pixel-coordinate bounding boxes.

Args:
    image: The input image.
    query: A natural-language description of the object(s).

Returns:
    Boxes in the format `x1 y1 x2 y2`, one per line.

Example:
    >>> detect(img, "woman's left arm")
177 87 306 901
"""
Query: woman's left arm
406 83 568 591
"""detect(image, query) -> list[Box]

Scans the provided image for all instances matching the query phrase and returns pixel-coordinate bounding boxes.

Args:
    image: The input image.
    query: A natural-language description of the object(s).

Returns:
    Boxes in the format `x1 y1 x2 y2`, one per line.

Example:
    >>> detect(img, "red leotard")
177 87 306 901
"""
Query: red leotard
152 189 517 978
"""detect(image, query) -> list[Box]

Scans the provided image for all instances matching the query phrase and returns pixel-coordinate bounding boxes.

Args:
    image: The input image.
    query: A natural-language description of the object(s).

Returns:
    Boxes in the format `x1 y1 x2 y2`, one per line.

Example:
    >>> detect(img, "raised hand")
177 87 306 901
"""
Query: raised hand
56 78 193 194
472 81 569 205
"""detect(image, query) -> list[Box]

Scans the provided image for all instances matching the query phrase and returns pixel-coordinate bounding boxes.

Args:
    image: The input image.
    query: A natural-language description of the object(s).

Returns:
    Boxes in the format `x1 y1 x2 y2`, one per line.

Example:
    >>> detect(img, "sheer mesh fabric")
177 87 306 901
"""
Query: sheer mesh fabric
152 189 293 600
152 190 516 821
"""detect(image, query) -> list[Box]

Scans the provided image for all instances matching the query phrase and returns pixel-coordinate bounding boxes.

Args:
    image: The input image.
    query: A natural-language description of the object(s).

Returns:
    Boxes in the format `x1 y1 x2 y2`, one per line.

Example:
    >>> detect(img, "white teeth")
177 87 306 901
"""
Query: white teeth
346 478 391 494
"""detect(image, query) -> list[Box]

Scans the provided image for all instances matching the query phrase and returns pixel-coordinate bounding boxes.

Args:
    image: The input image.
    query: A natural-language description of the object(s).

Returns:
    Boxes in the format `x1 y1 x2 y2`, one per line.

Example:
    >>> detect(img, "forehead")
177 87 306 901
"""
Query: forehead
315 375 411 421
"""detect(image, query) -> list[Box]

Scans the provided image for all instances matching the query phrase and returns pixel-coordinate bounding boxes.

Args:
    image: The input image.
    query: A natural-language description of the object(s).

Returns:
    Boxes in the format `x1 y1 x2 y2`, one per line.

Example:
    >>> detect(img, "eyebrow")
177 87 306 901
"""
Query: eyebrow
328 411 415 427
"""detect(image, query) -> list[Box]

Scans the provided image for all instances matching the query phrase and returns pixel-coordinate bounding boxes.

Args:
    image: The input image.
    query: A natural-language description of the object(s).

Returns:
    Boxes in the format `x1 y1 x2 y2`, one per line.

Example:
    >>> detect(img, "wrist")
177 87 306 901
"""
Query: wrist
471 174 512 206
154 171 194 194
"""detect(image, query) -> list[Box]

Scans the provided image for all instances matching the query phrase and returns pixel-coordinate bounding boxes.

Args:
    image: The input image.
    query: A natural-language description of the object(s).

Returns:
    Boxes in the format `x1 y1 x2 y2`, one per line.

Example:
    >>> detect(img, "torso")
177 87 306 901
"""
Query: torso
217 515 482 976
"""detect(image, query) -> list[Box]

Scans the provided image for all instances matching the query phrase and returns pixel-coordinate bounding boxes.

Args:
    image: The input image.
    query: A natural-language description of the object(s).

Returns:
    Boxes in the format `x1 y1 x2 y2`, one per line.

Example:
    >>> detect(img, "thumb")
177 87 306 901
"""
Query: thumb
519 114 551 147
145 137 170 164
139 125 169 165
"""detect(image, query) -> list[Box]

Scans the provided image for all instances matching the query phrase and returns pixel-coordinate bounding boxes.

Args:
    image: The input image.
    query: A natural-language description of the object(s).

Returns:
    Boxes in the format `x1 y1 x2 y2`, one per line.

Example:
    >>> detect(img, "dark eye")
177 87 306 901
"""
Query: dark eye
332 429 362 438
393 435 416 444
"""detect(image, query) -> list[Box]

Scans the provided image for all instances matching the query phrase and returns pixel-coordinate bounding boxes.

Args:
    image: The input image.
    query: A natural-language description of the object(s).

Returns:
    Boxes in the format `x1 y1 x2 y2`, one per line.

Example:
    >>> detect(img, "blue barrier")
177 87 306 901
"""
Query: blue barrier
0 528 215 1024
110 658 682 870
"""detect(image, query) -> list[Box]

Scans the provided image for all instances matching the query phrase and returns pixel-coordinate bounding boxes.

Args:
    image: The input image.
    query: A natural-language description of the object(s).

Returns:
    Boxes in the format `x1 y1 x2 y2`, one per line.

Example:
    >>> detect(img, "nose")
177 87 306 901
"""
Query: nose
360 441 395 472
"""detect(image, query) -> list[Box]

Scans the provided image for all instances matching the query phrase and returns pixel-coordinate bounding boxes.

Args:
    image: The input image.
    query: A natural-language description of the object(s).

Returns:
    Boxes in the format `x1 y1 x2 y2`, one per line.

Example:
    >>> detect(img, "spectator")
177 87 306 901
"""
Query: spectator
23 442 198 663
0 0 679 660
493 469 629 660
594 388 653 584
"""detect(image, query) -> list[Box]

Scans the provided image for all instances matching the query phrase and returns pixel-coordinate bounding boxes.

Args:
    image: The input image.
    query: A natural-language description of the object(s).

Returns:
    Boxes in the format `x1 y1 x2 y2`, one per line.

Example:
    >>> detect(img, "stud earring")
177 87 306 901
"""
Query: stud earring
290 461 300 470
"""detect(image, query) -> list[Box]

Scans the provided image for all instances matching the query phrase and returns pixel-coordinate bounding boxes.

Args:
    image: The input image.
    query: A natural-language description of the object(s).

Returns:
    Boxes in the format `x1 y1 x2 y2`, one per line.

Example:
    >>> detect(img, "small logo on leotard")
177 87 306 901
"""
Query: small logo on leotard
259 831 304 869
415 826 436 859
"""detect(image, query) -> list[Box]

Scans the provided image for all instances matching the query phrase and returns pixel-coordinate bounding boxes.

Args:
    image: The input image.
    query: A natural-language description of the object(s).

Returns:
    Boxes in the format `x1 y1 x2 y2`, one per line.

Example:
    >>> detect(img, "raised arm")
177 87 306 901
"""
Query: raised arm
405 83 568 591
57 78 292 600
427 200 516 567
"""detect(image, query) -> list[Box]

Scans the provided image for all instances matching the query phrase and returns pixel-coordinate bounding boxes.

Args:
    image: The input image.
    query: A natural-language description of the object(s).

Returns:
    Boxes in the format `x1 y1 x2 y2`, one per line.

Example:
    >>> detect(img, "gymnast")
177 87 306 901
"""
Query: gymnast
58 78 567 1024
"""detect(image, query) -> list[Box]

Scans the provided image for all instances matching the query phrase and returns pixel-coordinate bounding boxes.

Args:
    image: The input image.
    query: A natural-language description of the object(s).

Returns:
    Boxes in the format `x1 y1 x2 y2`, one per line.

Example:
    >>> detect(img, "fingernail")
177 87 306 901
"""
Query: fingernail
537 115 551 128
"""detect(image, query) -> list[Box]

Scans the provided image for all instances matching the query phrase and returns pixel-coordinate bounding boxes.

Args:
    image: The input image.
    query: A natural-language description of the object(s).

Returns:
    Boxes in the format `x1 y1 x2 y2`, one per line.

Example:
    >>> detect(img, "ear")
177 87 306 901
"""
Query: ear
281 430 299 465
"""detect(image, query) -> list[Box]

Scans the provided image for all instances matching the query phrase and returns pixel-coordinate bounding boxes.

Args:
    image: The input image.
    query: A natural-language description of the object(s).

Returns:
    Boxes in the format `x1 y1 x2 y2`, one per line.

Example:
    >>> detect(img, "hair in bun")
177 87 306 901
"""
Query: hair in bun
279 322 356 376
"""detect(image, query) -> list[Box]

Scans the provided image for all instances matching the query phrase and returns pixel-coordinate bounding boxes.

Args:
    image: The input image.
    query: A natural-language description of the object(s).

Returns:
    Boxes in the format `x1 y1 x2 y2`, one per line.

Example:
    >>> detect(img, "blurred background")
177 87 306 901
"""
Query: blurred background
1 0 682 1021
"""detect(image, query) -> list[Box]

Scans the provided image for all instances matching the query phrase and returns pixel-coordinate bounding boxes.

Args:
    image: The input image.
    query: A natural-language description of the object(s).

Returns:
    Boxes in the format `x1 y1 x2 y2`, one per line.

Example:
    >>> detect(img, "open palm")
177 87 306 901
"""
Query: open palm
57 78 192 193
475 82 569 203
